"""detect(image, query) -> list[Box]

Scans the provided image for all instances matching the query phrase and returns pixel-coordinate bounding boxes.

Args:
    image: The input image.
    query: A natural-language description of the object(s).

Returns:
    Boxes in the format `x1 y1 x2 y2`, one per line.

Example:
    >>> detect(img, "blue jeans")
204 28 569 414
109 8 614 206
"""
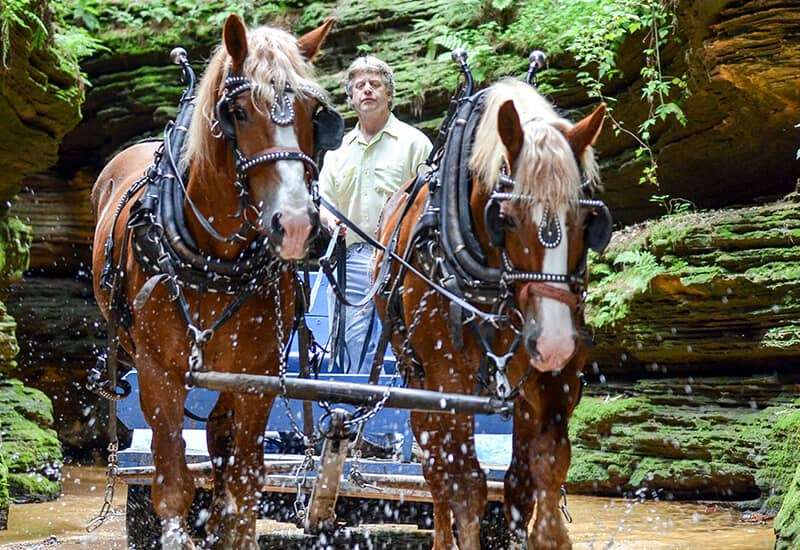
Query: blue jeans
327 243 381 373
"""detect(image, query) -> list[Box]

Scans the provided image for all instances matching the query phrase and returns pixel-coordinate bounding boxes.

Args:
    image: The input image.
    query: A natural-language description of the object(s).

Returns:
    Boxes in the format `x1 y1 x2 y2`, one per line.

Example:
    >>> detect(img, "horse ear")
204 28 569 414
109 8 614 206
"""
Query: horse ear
566 103 606 157
498 99 524 166
297 17 336 61
223 14 248 72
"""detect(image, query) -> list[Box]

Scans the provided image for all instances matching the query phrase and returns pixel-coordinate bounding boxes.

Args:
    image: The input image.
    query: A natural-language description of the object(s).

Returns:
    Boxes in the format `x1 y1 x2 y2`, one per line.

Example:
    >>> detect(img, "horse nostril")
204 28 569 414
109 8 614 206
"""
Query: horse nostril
523 320 541 359
271 212 284 236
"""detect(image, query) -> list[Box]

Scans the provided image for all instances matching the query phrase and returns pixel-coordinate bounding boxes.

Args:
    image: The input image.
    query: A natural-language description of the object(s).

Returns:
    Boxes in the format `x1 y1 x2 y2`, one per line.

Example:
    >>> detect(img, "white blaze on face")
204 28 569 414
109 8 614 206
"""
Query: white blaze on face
531 204 576 372
267 116 312 260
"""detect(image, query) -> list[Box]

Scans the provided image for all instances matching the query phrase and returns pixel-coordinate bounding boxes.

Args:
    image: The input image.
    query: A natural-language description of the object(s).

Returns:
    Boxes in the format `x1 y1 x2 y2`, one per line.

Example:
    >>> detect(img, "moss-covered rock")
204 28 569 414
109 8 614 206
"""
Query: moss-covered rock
0 452 8 529
0 377 62 503
568 377 800 511
776 464 800 550
0 0 83 200
586 198 800 372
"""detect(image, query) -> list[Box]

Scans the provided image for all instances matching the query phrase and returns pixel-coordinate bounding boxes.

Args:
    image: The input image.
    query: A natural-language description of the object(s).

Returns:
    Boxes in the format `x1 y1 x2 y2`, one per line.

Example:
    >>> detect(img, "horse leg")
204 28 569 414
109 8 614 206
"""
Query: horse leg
505 399 536 544
204 392 237 548
225 392 274 550
138 357 196 550
525 369 581 550
443 414 486 550
411 410 456 550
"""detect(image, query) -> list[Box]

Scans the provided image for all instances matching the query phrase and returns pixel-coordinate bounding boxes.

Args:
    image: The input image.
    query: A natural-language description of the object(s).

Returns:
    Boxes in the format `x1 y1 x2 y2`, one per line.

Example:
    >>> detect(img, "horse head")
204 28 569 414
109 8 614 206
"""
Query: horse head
186 14 338 260
471 80 606 373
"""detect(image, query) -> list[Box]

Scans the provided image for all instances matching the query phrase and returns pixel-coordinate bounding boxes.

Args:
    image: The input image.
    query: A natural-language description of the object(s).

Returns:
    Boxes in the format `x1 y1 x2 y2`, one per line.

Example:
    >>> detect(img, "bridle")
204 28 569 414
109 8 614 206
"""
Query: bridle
202 73 331 242
483 164 613 313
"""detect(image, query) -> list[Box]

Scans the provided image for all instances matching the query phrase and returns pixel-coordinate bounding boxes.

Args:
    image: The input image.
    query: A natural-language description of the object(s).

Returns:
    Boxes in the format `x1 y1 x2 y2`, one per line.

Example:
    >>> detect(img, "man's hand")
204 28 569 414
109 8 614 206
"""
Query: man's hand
320 207 347 237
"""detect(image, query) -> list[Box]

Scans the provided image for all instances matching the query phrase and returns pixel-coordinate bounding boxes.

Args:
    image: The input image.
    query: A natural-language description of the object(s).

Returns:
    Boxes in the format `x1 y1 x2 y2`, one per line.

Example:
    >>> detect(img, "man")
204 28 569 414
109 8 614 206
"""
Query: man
318 55 432 373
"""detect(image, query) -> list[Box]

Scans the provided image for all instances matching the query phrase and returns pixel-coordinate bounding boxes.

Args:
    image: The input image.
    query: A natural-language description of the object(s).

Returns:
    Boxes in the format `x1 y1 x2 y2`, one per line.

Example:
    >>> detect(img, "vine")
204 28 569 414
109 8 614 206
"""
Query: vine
420 0 688 189
0 0 48 69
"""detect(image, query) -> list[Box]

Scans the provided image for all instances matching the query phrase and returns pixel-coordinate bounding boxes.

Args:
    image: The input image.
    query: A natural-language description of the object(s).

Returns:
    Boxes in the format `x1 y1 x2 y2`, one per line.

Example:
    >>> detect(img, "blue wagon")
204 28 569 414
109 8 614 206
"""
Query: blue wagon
116 273 514 543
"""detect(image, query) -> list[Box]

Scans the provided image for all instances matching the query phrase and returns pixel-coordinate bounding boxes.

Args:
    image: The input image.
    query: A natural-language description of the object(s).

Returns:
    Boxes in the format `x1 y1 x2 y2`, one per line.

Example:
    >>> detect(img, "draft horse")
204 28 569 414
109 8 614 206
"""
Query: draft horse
91 15 335 549
376 80 606 549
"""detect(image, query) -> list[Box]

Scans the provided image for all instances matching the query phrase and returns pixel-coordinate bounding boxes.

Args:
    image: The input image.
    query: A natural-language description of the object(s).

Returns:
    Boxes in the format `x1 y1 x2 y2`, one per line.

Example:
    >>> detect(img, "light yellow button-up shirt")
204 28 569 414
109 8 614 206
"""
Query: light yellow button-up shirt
318 113 432 247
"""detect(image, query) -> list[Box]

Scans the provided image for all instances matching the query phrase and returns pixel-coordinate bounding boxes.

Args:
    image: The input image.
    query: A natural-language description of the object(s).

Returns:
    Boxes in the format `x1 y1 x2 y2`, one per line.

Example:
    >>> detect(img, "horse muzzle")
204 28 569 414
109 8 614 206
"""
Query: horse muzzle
523 317 577 373
266 204 318 260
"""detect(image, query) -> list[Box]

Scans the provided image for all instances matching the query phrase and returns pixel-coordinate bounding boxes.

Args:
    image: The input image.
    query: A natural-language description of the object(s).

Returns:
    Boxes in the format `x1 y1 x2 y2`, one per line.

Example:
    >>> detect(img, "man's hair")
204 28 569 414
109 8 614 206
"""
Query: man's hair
343 55 395 108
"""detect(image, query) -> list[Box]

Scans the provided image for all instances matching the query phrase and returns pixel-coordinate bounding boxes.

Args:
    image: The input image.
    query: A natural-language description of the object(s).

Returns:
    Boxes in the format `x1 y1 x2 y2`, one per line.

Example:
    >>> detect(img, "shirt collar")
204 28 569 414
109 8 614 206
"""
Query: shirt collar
346 113 400 145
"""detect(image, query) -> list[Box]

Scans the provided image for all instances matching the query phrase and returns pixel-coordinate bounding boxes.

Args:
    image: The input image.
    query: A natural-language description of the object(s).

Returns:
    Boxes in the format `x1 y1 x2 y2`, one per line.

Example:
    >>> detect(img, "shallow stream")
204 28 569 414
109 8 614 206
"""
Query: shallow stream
0 466 775 549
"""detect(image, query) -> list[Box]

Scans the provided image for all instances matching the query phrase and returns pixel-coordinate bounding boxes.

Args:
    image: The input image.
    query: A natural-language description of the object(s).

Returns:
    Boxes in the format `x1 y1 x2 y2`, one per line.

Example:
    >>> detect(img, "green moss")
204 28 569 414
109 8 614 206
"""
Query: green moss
776 464 800 550
0 378 62 502
762 326 800 350
7 472 60 502
570 396 648 439
749 404 800 512
0 452 8 518
586 249 665 328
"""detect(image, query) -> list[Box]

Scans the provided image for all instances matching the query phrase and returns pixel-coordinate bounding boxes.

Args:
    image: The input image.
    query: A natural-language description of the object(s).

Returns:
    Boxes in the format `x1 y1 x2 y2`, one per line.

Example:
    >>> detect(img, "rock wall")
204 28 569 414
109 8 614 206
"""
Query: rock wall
570 377 800 510
776 463 800 549
587 195 800 373
0 0 84 522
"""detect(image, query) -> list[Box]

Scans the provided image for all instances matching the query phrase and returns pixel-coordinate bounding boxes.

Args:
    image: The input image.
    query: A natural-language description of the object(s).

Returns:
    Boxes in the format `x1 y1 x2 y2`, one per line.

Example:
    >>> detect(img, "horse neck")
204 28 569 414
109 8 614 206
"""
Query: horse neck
184 162 253 260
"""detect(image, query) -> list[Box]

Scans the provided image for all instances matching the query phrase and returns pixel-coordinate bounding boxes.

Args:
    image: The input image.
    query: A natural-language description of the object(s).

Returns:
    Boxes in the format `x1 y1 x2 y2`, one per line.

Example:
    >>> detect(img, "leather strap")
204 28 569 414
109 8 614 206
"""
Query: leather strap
520 282 580 312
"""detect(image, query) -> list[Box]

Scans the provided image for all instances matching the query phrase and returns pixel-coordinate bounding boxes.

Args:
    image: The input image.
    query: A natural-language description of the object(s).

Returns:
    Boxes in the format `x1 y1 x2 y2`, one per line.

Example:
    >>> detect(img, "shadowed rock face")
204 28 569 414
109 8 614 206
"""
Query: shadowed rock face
593 0 800 222
0 0 82 513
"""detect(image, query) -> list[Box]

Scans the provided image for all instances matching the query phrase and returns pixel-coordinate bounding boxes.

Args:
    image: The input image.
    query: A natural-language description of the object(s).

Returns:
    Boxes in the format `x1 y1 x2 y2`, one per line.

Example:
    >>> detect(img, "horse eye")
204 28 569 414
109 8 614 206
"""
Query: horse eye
501 214 516 229
233 106 247 122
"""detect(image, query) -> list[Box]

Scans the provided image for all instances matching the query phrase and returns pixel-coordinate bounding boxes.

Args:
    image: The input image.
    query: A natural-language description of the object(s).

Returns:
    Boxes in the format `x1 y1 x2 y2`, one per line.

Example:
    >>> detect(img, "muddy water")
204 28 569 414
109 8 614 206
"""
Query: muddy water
0 466 775 549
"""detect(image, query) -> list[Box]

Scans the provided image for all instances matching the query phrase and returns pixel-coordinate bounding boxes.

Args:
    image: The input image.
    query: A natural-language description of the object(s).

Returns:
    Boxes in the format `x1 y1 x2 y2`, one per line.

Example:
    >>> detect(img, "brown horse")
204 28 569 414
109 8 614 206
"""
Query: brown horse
91 15 334 549
376 80 605 549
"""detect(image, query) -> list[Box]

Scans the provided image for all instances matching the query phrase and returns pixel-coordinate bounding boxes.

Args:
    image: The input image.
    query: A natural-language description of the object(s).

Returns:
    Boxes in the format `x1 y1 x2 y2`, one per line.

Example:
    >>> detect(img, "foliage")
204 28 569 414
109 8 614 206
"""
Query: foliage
648 194 695 215
54 0 288 49
0 0 48 69
415 0 688 188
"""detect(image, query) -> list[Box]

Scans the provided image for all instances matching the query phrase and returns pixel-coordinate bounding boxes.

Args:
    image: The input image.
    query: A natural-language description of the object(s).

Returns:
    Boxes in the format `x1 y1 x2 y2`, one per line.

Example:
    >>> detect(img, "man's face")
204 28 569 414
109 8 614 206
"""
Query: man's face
349 70 391 116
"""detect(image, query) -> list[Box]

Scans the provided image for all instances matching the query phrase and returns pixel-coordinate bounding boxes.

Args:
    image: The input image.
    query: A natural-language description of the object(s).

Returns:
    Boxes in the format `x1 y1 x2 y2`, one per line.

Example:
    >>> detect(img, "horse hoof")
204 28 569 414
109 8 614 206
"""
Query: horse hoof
161 517 196 550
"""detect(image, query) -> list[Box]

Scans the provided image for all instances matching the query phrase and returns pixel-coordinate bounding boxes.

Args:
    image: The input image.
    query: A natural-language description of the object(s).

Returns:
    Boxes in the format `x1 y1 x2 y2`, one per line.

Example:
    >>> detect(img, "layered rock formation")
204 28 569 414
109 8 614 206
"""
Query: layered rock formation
0 0 83 521
569 377 800 509
587 196 800 372
776 464 800 549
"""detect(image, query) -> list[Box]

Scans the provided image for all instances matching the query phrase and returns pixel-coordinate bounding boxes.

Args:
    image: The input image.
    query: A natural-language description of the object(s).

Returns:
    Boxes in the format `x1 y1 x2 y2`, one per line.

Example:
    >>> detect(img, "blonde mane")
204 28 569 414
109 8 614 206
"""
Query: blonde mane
470 80 599 212
185 25 327 174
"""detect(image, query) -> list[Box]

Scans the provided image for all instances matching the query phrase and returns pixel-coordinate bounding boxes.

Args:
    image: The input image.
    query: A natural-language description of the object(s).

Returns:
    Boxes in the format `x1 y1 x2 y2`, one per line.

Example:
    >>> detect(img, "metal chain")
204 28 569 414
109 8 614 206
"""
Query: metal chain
292 446 315 523
270 274 309 441
268 273 318 524
348 287 435 489
559 485 573 523
86 441 122 532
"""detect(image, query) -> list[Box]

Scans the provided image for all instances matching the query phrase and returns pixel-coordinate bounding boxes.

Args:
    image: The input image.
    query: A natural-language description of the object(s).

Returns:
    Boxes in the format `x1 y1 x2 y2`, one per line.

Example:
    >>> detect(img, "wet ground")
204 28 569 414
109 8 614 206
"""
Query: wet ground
0 466 775 549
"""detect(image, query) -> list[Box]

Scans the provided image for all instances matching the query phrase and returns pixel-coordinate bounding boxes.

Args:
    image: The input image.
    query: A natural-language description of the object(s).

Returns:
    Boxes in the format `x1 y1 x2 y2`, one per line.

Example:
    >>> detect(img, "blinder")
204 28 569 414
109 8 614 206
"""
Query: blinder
214 76 344 158
314 105 345 156
583 200 613 253
484 192 613 255
214 95 238 141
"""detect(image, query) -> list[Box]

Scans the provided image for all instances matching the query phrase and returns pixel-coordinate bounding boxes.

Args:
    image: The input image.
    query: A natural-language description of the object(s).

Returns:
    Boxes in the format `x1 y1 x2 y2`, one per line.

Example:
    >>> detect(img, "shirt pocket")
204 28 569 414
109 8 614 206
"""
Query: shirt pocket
374 162 407 196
